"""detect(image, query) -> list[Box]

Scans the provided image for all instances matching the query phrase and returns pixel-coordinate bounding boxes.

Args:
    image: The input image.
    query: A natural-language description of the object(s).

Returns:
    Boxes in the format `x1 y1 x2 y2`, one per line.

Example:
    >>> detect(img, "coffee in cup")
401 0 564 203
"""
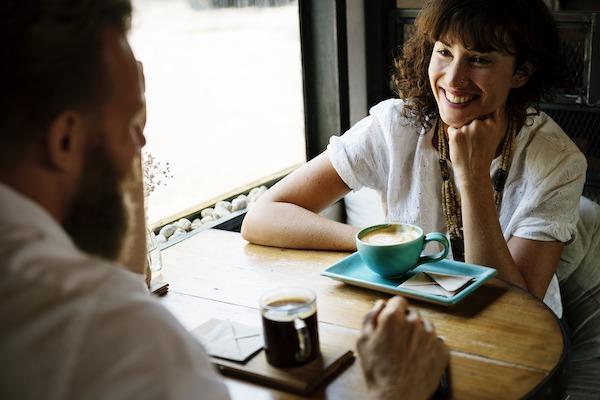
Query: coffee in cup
360 225 421 245
259 287 320 367
356 223 449 278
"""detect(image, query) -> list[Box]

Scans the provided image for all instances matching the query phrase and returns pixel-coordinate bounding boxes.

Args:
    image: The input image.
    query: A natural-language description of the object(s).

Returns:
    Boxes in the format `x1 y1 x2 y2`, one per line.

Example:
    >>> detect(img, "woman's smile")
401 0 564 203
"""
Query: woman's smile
441 88 479 108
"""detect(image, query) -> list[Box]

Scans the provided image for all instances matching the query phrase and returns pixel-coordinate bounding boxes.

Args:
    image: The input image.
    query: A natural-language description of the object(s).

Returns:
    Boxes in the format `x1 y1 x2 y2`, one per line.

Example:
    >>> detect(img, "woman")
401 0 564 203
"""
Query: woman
242 0 586 318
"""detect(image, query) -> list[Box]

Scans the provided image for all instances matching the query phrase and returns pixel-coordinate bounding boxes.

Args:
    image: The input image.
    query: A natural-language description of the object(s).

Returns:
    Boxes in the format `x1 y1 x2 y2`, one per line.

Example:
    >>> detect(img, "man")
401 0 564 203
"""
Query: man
0 1 448 399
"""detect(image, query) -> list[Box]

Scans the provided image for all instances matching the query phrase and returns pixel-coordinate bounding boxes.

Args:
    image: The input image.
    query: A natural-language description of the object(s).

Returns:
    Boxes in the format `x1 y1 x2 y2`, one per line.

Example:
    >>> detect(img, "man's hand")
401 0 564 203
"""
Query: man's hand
357 296 449 400
135 60 147 131
119 156 149 281
118 60 149 286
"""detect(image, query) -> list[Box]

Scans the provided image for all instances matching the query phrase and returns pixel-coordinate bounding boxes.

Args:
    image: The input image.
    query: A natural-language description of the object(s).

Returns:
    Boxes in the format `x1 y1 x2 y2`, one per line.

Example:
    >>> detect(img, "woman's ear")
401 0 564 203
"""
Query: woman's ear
511 63 534 89
45 111 87 173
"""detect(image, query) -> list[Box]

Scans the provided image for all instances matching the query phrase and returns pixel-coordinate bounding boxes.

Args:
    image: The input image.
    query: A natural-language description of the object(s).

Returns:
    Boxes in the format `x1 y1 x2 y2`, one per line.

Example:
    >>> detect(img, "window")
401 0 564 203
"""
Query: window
129 0 306 225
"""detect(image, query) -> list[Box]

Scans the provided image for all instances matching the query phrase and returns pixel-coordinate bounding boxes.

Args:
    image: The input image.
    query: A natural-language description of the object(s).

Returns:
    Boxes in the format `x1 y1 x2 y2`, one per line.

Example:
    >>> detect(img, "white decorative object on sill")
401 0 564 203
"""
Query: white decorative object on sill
157 184 270 246
232 196 247 211
169 228 186 241
214 206 231 219
191 218 203 230
159 224 177 239
248 185 267 203
215 201 232 212
201 208 215 218
175 218 192 231
201 215 215 224
248 187 261 197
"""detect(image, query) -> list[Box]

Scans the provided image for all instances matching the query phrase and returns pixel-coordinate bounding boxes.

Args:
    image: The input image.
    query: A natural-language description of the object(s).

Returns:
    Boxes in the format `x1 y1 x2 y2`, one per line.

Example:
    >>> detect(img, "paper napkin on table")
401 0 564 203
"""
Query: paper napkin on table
398 271 474 298
192 318 263 363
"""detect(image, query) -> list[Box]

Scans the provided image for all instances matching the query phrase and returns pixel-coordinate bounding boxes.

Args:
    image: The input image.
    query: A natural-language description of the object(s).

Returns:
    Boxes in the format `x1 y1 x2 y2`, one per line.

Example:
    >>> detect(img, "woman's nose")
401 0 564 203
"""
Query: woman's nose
446 59 469 88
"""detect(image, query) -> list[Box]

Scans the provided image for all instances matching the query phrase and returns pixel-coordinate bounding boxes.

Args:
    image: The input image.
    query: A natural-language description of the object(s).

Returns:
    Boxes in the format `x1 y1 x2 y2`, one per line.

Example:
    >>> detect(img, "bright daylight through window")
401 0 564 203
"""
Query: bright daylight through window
129 0 306 225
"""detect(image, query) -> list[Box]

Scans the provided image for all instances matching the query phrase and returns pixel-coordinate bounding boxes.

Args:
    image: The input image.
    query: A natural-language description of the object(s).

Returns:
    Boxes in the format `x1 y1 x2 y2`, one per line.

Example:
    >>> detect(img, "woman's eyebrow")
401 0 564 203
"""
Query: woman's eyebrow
470 49 499 57
437 38 500 57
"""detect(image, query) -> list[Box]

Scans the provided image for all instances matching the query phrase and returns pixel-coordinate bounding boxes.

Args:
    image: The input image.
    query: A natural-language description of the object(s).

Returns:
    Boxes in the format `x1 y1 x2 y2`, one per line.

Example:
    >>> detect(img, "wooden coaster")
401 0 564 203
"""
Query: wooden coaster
212 342 354 395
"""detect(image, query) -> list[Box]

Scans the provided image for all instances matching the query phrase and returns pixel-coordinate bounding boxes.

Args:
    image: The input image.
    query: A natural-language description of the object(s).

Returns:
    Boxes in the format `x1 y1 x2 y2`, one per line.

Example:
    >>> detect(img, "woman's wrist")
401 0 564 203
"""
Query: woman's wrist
454 171 492 194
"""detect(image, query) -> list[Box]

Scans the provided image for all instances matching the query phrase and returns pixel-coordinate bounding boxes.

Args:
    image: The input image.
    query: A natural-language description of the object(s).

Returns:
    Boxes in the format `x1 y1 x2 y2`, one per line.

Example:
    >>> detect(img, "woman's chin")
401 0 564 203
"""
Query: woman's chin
440 116 473 129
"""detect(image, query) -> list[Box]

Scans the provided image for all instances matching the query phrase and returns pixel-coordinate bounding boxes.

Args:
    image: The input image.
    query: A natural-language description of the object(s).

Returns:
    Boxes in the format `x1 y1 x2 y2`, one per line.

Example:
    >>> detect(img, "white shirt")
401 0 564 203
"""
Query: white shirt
328 99 587 317
0 184 229 400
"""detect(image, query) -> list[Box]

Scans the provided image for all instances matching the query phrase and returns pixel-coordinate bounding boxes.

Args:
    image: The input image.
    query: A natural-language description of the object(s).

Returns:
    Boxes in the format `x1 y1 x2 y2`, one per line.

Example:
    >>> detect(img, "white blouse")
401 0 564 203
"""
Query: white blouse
328 99 587 317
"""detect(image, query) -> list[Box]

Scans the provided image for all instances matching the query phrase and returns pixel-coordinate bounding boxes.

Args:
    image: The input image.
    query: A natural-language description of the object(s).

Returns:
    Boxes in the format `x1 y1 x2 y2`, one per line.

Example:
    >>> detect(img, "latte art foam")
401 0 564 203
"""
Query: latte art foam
361 226 420 245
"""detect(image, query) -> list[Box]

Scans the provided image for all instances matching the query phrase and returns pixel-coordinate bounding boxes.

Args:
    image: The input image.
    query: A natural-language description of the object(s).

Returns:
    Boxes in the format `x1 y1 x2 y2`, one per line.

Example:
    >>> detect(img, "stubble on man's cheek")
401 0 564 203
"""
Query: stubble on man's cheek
62 142 129 262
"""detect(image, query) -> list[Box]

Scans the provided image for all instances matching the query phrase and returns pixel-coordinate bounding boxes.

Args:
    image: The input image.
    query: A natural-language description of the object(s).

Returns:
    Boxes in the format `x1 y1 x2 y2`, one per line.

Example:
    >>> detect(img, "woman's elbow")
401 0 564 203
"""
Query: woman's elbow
241 204 265 243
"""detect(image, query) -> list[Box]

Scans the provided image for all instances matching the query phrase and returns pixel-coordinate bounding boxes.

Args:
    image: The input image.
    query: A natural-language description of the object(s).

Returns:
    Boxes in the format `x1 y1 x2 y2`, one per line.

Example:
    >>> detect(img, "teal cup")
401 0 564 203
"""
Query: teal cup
356 223 450 278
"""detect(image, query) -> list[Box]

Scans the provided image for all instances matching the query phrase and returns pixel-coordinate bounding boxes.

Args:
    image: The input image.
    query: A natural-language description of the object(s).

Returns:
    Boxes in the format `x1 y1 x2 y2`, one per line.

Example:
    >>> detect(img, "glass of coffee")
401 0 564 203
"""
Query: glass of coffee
259 287 320 368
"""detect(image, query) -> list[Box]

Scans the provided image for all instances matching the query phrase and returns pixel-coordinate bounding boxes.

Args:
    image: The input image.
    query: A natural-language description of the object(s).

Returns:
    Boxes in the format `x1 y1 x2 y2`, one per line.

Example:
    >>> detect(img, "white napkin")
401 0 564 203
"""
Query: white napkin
399 271 474 298
192 319 263 362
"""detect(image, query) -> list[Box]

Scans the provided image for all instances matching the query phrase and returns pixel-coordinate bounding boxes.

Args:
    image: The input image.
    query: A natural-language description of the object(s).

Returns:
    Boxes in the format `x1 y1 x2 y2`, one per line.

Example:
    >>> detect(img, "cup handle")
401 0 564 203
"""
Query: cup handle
416 232 450 266
293 318 312 362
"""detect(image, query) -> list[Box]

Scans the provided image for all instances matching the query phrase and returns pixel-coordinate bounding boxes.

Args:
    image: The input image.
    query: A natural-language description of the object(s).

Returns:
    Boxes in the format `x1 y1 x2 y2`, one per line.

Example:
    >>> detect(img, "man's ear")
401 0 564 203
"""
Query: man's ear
511 63 534 89
45 111 87 172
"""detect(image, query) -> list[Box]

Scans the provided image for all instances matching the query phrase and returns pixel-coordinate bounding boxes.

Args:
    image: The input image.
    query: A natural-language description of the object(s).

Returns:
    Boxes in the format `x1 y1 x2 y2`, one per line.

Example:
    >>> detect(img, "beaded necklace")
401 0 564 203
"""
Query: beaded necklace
437 119 515 262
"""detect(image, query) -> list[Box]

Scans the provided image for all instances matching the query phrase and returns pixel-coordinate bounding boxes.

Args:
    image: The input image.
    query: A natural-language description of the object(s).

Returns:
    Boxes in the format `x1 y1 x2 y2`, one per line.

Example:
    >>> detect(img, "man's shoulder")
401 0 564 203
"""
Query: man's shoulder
0 243 229 399
65 259 191 354
71 275 229 399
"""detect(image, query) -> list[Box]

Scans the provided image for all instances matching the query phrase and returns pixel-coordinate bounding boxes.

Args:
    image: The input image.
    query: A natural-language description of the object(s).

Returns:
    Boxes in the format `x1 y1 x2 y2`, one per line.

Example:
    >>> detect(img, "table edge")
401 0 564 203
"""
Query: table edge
506 283 569 399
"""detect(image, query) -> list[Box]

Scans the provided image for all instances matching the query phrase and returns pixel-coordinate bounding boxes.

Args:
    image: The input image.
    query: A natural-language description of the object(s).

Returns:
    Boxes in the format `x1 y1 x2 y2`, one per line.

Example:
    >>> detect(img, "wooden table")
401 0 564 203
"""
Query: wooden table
158 229 566 399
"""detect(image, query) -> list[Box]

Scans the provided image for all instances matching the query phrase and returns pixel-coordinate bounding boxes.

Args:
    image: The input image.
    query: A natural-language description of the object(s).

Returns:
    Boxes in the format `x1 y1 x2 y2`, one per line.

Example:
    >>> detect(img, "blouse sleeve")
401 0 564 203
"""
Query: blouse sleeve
326 99 399 192
508 121 587 243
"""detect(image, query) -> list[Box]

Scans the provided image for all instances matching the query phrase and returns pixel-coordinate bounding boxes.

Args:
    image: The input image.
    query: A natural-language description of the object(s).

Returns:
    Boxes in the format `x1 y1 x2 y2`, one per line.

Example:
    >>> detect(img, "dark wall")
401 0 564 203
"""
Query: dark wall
561 0 600 11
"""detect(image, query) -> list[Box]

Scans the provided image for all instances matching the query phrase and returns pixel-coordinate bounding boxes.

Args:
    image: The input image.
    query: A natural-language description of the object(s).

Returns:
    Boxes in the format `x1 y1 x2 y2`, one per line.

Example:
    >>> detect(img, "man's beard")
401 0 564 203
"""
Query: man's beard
62 140 133 262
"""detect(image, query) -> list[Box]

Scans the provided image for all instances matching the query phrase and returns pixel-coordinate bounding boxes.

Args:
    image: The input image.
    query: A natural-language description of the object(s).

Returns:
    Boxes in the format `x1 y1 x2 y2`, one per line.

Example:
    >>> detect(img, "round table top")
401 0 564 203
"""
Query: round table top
159 229 566 400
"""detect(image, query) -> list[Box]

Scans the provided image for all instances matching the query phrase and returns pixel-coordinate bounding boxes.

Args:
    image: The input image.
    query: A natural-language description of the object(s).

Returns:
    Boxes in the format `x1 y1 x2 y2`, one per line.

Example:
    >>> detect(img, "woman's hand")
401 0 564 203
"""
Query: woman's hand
118 60 149 285
447 108 507 187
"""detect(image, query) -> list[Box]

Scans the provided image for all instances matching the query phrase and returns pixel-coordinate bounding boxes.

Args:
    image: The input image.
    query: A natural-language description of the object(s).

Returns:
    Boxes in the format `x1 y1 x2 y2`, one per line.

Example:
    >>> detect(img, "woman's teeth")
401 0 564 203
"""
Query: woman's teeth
444 91 475 104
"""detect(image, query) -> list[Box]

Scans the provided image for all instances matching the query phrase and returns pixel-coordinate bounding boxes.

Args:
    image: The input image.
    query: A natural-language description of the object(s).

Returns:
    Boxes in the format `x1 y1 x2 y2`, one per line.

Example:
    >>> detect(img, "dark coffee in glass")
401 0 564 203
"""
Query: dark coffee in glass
260 288 320 367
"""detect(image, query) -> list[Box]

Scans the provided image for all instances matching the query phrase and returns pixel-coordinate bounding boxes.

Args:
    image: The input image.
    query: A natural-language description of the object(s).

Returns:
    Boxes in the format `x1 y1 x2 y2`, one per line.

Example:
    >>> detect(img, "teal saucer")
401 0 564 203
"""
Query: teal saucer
320 252 497 306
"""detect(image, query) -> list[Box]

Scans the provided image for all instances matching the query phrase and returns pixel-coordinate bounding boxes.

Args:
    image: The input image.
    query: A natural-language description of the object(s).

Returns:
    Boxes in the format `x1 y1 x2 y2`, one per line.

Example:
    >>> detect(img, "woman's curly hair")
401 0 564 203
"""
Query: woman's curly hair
391 0 564 130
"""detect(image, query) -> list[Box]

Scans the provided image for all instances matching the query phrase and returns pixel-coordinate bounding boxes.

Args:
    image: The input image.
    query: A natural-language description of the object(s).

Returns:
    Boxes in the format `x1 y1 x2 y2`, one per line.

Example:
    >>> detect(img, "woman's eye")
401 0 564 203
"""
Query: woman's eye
436 49 451 57
471 56 491 65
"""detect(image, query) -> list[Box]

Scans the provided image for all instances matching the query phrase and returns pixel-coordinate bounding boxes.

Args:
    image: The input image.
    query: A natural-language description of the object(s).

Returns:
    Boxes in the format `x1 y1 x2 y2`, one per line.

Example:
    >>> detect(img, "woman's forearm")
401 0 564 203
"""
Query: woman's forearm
242 200 359 251
460 179 528 289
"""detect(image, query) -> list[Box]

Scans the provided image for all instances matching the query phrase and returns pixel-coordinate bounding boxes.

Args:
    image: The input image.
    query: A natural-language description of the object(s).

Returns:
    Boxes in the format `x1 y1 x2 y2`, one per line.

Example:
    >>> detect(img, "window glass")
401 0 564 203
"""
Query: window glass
130 0 305 224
